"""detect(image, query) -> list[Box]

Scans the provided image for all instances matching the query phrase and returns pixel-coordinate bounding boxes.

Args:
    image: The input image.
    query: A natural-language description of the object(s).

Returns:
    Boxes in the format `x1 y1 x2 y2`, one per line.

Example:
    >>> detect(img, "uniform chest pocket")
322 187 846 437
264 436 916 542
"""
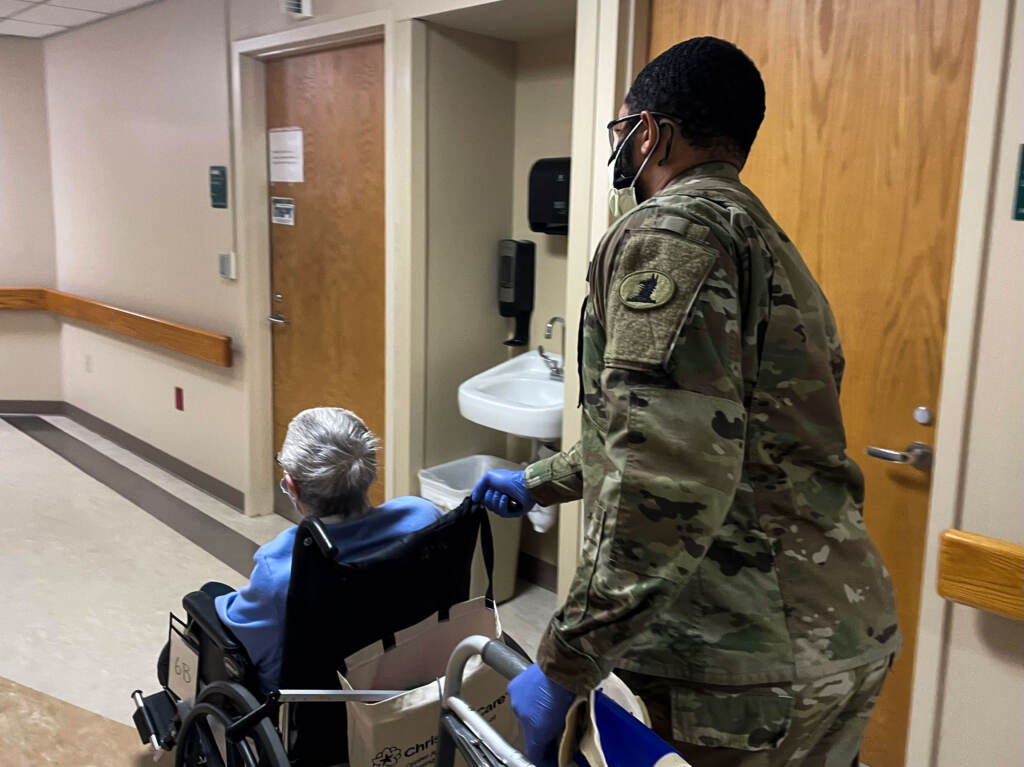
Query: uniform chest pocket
671 685 793 752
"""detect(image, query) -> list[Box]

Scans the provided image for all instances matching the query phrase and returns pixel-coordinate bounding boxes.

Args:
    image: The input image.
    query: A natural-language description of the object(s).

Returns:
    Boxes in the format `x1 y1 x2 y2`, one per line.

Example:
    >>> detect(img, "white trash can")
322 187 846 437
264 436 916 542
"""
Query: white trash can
418 455 523 603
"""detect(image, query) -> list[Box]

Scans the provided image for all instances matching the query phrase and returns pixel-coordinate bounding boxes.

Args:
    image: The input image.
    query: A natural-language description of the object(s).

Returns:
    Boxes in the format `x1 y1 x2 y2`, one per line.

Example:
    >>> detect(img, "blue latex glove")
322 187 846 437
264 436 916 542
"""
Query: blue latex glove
508 663 576 767
471 469 533 517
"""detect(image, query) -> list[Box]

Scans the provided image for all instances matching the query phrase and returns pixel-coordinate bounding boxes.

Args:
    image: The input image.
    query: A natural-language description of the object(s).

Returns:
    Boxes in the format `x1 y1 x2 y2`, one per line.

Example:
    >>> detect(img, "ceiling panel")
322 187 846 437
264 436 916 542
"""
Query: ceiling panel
52 0 150 13
0 0 157 38
15 3 103 25
0 17 64 36
0 0 32 17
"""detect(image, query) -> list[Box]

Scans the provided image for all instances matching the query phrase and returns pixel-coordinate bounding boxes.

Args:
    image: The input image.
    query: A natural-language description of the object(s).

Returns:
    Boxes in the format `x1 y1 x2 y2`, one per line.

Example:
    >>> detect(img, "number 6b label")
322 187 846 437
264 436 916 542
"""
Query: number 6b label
168 614 200 702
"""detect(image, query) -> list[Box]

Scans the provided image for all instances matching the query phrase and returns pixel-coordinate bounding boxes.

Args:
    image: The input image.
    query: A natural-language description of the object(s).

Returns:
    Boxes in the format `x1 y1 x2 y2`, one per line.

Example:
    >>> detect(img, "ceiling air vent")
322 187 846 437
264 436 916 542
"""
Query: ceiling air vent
282 0 313 18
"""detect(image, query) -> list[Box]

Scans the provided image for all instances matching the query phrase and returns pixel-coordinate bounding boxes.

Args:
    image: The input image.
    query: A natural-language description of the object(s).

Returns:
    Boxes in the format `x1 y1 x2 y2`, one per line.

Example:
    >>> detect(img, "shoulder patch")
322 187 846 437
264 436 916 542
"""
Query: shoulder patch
618 270 675 310
604 230 718 371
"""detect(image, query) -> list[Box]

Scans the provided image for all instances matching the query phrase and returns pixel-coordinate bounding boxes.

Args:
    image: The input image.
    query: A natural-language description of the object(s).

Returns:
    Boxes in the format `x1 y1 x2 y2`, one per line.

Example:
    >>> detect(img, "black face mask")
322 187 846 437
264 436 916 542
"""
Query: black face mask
611 127 641 190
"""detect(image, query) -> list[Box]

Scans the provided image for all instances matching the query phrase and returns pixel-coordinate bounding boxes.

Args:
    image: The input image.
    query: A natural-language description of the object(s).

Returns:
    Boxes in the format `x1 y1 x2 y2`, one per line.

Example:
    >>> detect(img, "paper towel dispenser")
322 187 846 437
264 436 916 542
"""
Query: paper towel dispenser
528 157 570 235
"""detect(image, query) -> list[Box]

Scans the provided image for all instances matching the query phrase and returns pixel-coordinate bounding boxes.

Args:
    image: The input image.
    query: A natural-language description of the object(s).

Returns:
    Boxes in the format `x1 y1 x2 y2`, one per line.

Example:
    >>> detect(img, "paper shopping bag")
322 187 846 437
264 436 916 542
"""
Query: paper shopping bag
558 675 690 767
340 597 520 767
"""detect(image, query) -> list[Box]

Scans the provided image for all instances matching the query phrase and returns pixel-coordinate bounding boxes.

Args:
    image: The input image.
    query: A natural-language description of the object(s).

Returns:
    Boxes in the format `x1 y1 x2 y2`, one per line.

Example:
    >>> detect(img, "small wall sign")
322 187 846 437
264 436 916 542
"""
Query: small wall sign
209 166 228 209
1014 145 1024 221
272 197 296 226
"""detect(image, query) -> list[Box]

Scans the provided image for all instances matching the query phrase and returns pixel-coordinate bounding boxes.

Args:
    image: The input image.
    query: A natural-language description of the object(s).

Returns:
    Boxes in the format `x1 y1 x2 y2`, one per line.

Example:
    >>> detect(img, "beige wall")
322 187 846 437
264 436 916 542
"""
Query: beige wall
44 0 247 488
509 33 574 565
0 38 61 401
422 25 514 468
3 0 580 514
512 34 574 359
228 0 495 40
933 0 1024 761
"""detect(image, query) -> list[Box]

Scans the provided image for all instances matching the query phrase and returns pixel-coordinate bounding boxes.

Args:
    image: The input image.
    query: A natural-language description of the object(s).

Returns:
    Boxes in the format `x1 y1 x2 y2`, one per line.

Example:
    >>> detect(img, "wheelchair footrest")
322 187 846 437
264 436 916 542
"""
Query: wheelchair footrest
131 689 177 750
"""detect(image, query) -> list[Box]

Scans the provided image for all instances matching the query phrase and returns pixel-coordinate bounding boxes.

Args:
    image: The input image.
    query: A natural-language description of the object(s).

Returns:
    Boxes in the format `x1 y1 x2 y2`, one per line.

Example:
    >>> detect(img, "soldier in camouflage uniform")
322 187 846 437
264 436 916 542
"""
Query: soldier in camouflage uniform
473 37 899 767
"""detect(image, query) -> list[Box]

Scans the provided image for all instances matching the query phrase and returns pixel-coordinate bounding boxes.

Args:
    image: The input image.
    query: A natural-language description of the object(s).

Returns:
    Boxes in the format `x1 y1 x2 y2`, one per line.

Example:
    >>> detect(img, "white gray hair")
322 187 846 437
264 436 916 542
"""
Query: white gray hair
277 407 379 518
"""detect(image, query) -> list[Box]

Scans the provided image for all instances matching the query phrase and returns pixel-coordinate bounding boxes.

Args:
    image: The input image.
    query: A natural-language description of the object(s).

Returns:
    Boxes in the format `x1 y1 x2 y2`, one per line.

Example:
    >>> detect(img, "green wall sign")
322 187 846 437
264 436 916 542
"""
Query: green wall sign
210 166 228 209
1014 145 1024 221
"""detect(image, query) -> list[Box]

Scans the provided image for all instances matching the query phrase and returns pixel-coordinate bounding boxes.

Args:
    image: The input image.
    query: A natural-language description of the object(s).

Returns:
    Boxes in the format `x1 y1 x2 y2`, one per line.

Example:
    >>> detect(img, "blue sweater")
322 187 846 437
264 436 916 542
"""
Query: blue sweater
215 497 442 691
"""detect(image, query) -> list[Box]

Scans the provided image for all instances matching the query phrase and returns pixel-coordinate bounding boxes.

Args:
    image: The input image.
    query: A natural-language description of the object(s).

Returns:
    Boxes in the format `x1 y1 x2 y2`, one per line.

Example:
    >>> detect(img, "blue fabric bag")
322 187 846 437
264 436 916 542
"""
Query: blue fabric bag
559 686 690 767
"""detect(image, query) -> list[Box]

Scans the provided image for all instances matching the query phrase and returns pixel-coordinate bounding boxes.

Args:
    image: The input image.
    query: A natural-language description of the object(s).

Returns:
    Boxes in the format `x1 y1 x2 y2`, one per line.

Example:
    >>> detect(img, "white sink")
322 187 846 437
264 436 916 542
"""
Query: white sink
458 351 564 439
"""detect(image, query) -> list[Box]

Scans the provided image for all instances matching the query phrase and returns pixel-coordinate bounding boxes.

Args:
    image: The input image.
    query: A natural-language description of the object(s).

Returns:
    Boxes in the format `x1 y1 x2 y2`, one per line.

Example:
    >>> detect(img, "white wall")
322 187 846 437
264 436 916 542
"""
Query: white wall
933 1 1024 762
228 0 495 40
0 38 61 401
511 34 574 359
422 24 514 467
44 0 246 489
509 33 574 565
4 0 578 511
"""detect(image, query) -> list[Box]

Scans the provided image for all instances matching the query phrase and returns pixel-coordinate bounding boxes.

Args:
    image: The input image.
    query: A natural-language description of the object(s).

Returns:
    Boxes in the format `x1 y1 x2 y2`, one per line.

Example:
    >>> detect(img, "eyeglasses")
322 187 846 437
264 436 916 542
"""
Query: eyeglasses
275 455 290 496
606 111 685 158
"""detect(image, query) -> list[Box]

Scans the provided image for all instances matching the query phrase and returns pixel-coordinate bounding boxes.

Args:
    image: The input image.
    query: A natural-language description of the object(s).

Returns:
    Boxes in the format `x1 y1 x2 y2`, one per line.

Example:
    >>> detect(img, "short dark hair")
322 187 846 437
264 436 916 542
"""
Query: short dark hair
626 37 765 157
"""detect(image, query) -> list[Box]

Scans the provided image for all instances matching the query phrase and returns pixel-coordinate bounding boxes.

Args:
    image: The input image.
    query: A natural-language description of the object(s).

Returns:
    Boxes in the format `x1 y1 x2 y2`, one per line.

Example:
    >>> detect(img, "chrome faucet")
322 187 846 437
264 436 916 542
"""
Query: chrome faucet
539 316 565 381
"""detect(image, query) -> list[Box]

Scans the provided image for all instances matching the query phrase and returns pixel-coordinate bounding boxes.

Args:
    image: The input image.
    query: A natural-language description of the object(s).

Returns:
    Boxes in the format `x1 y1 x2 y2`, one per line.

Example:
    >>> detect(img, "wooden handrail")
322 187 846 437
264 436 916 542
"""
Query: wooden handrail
938 529 1024 620
0 287 233 367
0 287 48 309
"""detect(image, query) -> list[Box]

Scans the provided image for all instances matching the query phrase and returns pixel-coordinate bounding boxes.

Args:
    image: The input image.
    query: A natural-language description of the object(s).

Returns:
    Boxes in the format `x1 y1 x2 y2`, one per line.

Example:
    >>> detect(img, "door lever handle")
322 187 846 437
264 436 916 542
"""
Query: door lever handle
865 442 932 471
267 313 288 326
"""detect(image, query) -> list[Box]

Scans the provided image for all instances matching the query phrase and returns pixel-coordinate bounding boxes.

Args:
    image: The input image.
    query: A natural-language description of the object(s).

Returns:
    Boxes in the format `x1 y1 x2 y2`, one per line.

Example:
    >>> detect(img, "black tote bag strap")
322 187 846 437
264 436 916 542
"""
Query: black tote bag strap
478 507 496 605
577 296 588 408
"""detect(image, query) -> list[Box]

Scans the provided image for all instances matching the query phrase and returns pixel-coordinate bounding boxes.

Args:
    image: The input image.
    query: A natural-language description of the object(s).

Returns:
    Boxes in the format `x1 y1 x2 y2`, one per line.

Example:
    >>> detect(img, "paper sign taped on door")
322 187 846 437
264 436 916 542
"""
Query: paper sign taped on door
268 127 304 183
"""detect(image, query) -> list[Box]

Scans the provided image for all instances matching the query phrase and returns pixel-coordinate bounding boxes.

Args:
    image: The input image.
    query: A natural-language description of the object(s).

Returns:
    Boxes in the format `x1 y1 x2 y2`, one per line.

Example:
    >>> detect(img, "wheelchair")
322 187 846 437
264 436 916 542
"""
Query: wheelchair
130 498 534 767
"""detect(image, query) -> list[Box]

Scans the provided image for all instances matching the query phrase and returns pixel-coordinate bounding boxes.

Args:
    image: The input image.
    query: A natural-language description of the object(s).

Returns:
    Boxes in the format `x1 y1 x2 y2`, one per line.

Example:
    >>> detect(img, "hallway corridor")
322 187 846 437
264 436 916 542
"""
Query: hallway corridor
0 413 553 764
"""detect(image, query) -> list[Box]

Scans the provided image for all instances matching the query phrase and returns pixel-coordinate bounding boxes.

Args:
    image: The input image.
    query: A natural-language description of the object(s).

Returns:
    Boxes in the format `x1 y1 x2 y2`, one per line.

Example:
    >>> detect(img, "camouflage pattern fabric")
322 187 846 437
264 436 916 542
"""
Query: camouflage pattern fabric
525 162 900 696
617 655 890 766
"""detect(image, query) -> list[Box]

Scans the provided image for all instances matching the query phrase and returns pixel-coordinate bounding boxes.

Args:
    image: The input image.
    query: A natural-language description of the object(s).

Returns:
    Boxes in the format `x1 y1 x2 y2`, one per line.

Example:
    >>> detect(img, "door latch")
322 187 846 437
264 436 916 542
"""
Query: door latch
865 442 933 471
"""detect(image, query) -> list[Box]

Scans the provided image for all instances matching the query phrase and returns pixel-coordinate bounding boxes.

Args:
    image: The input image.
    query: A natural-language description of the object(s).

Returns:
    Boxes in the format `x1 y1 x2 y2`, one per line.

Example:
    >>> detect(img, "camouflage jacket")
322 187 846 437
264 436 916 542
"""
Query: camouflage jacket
526 162 900 695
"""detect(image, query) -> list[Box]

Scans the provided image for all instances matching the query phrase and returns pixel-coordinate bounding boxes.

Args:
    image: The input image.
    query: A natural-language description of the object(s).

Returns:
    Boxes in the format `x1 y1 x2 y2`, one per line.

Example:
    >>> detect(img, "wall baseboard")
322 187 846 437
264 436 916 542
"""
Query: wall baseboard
517 551 557 593
0 400 64 414
0 399 244 511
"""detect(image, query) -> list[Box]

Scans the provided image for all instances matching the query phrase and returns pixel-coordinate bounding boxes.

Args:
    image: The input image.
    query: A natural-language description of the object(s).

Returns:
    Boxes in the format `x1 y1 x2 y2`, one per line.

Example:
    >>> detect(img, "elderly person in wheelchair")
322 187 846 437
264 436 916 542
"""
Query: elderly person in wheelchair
157 407 442 694
213 407 441 692
138 406 531 767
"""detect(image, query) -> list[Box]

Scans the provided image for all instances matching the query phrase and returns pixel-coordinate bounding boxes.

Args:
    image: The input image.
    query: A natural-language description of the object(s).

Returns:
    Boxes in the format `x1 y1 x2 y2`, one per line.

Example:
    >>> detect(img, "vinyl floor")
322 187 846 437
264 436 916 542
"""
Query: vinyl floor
0 414 554 764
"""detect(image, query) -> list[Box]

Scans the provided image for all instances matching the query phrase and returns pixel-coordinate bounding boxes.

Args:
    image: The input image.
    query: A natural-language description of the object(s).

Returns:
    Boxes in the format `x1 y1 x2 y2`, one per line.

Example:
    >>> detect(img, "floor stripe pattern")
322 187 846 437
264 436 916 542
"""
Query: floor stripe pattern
3 416 257 577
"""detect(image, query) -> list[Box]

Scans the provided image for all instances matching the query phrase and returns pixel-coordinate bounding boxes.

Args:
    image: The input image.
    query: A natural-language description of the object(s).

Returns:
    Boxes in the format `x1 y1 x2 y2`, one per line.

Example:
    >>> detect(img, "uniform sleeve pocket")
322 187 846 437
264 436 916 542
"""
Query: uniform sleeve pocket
671 685 793 751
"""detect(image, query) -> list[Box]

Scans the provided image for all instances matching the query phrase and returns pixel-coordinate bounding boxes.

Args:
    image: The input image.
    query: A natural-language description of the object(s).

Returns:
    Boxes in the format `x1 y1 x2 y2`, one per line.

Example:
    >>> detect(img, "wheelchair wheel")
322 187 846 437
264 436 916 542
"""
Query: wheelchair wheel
175 681 288 767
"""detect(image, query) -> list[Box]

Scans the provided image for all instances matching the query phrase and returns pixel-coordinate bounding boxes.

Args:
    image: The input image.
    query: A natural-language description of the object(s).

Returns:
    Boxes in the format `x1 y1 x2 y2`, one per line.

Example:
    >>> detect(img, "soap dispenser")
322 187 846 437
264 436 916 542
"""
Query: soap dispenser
497 239 535 346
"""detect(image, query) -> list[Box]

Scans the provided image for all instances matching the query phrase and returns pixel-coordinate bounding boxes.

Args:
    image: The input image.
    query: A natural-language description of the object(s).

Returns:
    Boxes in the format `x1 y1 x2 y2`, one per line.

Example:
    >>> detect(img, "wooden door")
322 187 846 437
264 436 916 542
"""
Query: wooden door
266 41 386 509
647 3 978 765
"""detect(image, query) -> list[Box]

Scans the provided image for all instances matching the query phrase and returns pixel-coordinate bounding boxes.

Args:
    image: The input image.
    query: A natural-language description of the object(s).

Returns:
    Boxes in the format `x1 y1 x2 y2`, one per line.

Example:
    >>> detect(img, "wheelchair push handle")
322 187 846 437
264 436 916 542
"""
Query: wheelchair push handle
482 637 531 680
437 636 534 767
442 636 529 700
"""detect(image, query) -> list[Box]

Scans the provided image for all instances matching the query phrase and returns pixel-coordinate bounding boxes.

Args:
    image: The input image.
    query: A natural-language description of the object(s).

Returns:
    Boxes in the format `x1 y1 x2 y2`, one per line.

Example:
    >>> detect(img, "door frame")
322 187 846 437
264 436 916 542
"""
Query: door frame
556 0 648 599
905 0 1016 763
230 11 427 517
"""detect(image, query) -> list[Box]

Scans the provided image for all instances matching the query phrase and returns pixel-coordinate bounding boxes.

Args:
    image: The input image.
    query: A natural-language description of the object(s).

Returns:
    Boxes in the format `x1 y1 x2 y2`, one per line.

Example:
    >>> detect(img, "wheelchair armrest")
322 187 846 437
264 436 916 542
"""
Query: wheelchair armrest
182 590 242 653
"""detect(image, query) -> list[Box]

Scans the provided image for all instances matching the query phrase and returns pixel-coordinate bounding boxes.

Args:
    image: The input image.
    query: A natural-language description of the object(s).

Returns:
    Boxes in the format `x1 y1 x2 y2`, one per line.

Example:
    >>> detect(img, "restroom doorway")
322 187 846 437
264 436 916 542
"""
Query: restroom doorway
266 40 387 517
645 2 980 766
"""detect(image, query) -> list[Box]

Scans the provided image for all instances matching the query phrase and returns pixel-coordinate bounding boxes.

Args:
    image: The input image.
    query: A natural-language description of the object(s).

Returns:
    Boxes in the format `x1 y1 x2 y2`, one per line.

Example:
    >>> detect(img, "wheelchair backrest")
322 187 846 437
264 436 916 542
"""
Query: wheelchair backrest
280 499 492 687
278 499 493 764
